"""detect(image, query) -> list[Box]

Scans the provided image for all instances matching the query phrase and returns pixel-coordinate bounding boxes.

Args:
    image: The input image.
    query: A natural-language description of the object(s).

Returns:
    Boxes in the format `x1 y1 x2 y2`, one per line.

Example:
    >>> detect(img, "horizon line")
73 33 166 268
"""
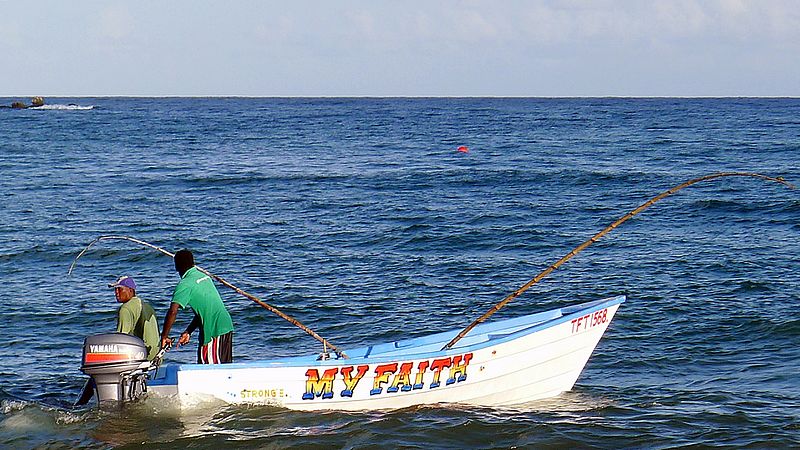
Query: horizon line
2 95 799 99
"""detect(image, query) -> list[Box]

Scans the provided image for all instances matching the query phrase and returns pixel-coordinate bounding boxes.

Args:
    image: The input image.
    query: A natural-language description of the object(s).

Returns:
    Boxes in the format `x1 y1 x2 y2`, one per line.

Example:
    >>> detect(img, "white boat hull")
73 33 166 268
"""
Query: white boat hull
149 296 623 411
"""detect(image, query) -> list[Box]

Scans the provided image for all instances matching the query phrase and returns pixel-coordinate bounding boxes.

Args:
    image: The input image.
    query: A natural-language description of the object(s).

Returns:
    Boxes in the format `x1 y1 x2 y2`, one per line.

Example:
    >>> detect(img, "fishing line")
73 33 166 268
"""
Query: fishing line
442 172 795 351
69 235 348 358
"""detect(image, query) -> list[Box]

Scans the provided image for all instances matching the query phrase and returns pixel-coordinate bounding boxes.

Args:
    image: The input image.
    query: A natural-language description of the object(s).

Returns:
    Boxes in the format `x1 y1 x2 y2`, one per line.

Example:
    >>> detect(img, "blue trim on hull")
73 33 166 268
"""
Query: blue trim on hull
147 295 625 388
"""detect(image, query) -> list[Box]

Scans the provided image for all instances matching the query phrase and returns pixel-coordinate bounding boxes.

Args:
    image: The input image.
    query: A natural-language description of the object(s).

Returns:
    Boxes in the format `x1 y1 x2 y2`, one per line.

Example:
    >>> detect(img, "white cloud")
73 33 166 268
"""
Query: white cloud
653 1 709 37
716 0 749 16
509 0 800 44
0 22 23 49
346 10 378 39
254 16 295 44
451 10 499 42
98 5 134 41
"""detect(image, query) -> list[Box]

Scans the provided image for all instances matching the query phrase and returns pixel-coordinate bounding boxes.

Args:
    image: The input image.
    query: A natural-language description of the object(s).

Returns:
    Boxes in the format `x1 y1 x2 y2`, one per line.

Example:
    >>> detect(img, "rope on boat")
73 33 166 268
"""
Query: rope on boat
441 172 795 351
68 235 349 359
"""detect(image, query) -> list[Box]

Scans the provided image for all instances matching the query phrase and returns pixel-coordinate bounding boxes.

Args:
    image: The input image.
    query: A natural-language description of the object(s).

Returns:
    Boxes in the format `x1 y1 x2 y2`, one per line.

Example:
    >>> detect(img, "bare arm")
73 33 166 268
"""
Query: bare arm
178 313 201 346
161 302 180 349
185 313 201 335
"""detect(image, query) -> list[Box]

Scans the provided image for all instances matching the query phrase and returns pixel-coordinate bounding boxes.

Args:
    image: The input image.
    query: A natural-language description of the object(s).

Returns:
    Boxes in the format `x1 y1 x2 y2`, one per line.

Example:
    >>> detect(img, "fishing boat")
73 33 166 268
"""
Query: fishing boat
82 296 623 410
75 172 792 410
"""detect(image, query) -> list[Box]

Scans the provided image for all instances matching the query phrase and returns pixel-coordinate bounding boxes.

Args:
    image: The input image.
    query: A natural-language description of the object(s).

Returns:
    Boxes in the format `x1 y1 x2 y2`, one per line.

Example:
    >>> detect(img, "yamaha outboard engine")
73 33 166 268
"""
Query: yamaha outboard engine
80 333 150 404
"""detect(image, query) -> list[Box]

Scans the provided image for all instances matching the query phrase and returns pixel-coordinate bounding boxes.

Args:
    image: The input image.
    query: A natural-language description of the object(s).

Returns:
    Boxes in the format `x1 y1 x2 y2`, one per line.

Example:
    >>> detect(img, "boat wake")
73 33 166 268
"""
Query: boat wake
31 104 94 110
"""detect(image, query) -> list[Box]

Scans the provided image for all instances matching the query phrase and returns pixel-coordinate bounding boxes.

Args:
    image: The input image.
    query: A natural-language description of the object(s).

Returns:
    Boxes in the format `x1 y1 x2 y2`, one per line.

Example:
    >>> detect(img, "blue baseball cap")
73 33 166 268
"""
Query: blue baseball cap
108 276 137 291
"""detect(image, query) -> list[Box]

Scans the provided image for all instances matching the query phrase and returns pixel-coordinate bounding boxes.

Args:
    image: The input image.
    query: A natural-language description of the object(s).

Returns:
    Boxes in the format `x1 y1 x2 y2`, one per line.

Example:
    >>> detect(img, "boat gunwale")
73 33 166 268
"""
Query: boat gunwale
165 295 626 373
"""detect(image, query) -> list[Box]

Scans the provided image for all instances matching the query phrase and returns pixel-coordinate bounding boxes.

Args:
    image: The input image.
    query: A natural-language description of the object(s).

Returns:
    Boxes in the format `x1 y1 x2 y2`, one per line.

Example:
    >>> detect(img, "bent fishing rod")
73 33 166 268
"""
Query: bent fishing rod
69 235 348 359
442 171 795 351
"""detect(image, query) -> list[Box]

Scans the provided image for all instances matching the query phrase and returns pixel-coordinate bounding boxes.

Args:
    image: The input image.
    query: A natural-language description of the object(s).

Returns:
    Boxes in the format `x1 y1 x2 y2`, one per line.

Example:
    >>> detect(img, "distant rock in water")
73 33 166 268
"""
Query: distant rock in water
6 97 45 109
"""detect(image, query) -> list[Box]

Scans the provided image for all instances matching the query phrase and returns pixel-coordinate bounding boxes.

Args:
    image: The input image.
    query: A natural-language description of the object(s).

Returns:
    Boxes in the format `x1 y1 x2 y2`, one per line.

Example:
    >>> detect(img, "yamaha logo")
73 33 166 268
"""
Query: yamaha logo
89 344 120 353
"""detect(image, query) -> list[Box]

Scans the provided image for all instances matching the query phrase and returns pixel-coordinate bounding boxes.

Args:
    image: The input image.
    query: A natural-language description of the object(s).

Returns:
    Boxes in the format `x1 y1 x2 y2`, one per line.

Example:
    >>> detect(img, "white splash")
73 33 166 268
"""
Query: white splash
31 104 95 110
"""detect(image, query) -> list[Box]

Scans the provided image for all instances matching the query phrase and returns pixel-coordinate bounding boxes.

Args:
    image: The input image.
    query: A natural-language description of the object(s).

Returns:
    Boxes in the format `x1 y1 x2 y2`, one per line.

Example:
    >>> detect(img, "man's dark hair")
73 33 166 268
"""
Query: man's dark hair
174 249 195 274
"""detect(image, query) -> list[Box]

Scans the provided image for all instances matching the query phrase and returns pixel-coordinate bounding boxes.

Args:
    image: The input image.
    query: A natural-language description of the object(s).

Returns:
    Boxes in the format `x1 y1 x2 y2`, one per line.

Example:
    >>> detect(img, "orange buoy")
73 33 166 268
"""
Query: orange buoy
457 146 469 153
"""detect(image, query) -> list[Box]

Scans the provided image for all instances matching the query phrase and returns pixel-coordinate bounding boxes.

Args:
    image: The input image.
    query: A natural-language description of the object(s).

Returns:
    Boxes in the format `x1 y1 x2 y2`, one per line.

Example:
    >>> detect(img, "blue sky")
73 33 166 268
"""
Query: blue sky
1 0 798 96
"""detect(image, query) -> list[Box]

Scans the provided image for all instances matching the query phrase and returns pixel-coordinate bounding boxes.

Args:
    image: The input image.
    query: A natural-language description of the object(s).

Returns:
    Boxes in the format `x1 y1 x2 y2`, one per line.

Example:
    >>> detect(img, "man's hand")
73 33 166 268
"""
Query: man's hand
178 332 191 347
161 336 174 350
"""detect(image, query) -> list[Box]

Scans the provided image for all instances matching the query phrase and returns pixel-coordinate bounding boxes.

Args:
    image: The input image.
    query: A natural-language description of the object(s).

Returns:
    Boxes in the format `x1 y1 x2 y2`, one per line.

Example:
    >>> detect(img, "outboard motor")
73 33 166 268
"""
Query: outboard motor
81 333 150 404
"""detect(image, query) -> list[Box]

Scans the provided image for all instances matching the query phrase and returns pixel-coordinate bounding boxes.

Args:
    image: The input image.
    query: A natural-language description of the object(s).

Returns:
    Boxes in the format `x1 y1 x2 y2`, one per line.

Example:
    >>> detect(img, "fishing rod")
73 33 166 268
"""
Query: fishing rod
442 172 795 351
69 235 348 359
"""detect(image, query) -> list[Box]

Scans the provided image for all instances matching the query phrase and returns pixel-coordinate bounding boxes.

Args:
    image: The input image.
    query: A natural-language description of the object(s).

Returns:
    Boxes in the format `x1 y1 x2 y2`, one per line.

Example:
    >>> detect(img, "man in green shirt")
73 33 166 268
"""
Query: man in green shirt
109 276 161 361
160 249 234 364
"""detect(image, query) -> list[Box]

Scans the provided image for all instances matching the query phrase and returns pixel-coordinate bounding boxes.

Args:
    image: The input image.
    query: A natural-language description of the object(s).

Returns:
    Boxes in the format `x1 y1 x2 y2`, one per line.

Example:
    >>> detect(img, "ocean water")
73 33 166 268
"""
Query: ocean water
0 97 798 449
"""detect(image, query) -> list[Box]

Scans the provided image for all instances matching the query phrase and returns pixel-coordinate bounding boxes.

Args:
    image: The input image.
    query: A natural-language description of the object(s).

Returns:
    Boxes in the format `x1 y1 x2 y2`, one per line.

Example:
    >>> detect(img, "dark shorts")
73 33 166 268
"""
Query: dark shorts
197 331 233 364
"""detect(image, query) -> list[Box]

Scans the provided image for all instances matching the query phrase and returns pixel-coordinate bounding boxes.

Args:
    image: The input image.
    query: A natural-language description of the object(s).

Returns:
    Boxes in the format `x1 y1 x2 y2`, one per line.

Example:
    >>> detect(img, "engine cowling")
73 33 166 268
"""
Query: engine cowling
81 333 149 404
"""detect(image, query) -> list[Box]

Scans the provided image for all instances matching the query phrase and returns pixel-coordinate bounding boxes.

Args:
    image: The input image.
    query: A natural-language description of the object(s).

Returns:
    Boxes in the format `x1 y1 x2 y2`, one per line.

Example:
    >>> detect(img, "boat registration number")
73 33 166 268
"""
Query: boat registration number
570 308 608 334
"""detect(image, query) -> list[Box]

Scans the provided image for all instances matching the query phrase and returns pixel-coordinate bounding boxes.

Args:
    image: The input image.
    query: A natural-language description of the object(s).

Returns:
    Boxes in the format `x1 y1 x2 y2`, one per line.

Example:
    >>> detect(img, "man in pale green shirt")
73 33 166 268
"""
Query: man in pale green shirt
109 276 160 361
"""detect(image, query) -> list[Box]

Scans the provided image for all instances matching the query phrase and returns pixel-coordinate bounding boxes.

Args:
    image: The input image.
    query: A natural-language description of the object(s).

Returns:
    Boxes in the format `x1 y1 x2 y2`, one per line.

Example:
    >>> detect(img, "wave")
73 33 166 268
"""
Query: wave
31 104 94 111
